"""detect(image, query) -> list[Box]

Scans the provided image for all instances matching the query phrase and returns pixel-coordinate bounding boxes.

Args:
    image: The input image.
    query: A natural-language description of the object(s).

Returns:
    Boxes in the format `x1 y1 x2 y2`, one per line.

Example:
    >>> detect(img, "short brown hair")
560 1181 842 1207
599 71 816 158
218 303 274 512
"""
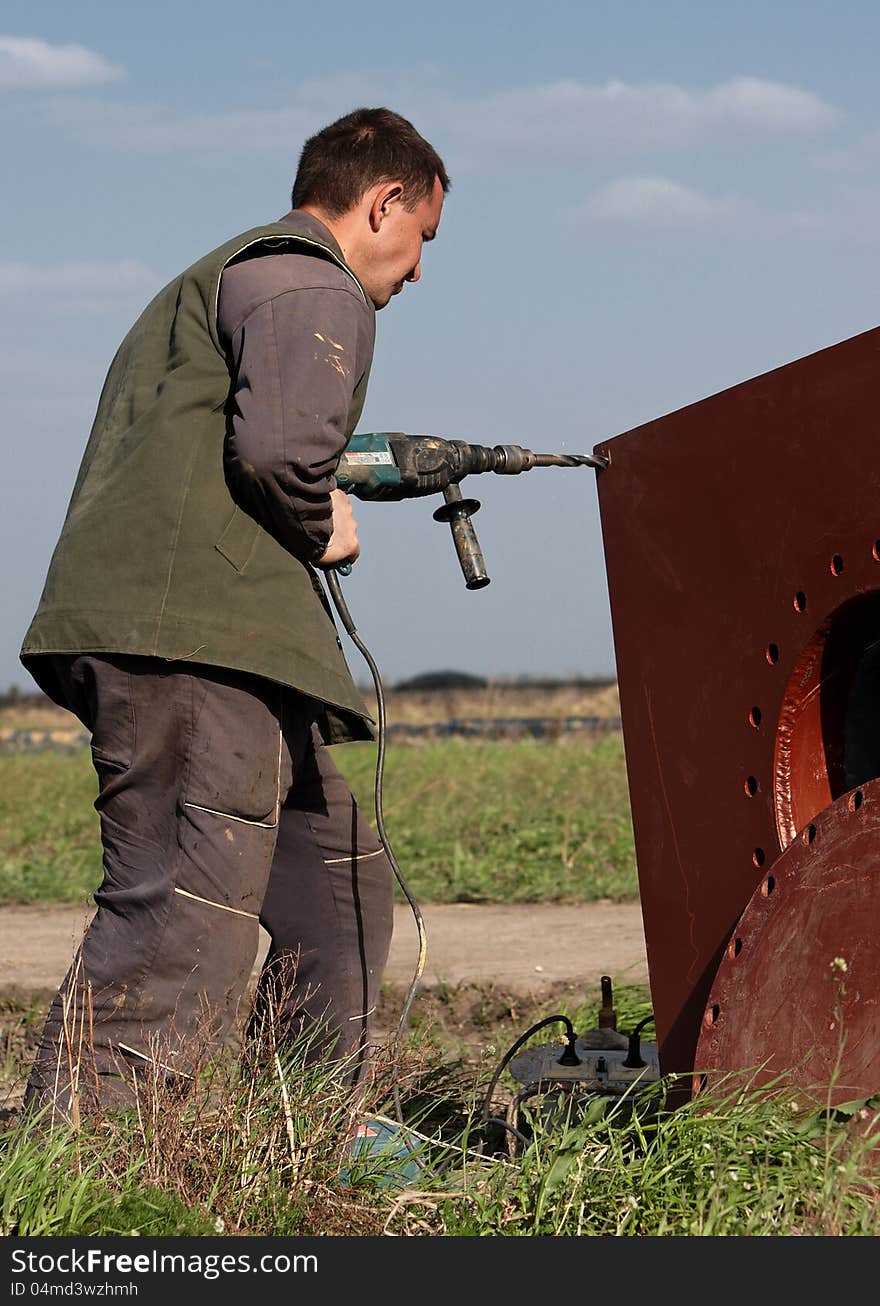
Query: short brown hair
291 107 450 216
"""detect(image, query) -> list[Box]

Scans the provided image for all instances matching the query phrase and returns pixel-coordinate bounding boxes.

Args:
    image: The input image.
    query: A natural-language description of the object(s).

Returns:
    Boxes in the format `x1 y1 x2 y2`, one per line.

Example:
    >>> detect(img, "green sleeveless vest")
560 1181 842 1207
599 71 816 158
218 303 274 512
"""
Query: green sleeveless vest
21 217 375 743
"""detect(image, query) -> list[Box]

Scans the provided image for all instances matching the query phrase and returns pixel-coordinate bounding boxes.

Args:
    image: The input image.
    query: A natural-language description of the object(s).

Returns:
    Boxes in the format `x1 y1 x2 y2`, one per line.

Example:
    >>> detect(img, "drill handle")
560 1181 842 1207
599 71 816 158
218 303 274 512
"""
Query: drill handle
433 484 490 590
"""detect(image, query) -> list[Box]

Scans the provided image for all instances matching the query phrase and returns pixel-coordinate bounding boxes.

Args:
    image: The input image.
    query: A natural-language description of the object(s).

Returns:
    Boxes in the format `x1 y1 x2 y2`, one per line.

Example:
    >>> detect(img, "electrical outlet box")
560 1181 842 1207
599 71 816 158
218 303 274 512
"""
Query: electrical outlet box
509 1041 661 1089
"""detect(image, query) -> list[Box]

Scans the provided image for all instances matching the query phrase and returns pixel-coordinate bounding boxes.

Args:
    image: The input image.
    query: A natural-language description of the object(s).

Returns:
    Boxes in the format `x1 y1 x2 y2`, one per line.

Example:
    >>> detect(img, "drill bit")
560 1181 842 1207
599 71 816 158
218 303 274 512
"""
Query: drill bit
530 452 609 469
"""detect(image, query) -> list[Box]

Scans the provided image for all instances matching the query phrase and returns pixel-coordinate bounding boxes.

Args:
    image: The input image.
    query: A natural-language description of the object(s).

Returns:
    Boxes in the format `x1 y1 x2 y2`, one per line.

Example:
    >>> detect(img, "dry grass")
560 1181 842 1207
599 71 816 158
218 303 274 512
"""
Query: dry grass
1 683 621 735
360 681 620 726
0 703 85 735
2 964 464 1236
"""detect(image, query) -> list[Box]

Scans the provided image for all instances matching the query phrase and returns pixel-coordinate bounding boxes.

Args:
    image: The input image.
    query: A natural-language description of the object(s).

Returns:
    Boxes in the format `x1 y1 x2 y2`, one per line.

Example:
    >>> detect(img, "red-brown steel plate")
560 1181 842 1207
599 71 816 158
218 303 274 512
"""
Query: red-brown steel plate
694 775 880 1105
593 324 880 1087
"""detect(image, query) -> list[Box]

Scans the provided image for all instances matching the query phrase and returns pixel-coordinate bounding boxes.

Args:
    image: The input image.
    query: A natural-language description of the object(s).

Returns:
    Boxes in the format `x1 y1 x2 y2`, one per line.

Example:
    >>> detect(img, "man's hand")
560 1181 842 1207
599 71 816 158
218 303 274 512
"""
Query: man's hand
316 488 361 569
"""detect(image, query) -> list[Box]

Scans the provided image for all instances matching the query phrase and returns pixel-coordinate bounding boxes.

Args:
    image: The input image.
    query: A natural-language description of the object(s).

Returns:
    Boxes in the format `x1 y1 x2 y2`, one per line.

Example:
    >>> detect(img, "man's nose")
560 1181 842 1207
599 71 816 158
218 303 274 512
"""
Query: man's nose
406 262 421 284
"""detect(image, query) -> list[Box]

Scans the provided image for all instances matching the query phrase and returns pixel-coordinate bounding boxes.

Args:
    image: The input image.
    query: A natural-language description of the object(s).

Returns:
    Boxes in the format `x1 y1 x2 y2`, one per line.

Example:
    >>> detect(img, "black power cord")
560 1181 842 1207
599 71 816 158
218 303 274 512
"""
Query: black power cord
479 1014 579 1152
323 568 428 1137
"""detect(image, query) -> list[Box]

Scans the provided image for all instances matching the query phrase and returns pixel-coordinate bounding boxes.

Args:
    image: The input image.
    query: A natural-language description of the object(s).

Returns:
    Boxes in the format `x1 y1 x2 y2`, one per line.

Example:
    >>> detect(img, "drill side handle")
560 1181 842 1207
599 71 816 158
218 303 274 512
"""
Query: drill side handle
433 484 490 590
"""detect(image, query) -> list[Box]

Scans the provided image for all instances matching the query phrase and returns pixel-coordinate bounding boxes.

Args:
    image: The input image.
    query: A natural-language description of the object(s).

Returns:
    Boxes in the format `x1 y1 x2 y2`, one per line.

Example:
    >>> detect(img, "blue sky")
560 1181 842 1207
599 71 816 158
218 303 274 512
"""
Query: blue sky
4 2 880 690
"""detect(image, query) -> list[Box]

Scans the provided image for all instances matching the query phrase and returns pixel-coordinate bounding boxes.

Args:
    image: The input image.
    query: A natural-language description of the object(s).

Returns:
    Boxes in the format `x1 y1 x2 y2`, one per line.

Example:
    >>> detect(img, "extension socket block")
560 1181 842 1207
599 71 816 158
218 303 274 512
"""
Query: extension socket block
509 1042 660 1090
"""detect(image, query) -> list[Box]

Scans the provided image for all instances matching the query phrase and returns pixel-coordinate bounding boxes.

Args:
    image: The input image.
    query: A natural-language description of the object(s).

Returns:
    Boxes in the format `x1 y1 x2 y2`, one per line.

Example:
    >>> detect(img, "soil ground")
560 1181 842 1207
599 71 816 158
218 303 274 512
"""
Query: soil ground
0 899 648 999
0 900 648 1111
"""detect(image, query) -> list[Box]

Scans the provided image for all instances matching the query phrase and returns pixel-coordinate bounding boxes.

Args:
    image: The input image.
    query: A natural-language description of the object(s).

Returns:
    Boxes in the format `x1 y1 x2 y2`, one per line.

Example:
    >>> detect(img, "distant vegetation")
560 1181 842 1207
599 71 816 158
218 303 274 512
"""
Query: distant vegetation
390 671 617 693
0 686 46 710
2 676 619 710
1 674 619 714
393 670 490 691
2 677 622 737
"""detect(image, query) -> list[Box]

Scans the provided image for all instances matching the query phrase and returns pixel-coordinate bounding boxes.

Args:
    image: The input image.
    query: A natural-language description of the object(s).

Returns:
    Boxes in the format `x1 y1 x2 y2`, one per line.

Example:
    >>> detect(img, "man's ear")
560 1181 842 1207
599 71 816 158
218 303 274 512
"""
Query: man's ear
368 181 405 233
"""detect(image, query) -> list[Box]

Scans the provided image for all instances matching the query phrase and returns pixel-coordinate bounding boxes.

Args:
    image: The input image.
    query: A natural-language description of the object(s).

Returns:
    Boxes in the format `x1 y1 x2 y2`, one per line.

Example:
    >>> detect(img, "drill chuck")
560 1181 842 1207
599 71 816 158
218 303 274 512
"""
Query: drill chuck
455 443 535 475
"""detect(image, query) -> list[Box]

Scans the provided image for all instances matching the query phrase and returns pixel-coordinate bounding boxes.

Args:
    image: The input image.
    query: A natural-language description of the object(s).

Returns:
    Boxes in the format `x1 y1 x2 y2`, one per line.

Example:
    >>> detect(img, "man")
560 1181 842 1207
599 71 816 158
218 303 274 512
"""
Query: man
20 107 449 1120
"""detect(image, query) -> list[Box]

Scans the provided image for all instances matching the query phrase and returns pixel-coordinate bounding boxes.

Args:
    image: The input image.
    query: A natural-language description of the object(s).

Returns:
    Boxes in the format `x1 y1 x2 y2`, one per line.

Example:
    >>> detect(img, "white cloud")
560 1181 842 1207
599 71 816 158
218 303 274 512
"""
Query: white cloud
814 128 880 176
452 75 840 156
0 260 157 294
579 175 848 238
703 77 837 131
0 36 123 90
28 72 840 160
583 176 747 226
48 100 321 154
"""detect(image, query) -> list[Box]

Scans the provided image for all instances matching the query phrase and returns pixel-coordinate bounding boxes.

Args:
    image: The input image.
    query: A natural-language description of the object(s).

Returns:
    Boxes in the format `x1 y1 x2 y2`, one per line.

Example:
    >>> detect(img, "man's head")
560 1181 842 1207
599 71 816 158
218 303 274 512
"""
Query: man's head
291 107 449 309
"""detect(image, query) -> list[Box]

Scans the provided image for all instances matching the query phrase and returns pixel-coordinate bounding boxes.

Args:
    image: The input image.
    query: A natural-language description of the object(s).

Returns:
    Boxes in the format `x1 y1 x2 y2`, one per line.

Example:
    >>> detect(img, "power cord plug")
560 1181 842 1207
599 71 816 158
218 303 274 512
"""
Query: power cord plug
622 1015 653 1069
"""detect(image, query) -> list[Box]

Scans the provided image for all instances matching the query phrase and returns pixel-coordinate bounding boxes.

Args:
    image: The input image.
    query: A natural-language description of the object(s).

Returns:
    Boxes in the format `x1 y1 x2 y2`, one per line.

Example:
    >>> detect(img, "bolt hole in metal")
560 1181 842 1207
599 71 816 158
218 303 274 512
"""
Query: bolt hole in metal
766 642 780 665
749 706 762 728
704 1004 720 1028
831 554 844 577
849 789 864 812
802 823 817 845
744 775 759 797
793 590 807 613
752 847 765 867
692 1072 709 1096
873 540 880 562
761 875 776 897
728 937 743 959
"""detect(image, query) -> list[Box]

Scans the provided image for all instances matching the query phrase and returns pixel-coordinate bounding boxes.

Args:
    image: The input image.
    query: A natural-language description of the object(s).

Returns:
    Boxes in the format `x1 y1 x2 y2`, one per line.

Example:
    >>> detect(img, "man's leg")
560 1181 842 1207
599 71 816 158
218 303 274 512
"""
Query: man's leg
25 655 312 1120
252 727 395 1086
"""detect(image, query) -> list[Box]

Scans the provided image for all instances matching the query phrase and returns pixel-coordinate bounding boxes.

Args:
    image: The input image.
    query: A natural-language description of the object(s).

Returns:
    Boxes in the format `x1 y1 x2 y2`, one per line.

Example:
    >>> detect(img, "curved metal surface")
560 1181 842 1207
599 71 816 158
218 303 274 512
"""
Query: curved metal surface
694 776 880 1105
773 591 880 845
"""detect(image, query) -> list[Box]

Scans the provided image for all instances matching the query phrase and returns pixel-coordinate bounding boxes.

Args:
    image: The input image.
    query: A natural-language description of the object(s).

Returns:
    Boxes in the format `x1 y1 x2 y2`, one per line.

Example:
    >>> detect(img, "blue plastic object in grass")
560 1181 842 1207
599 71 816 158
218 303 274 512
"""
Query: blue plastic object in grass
340 1115 426 1189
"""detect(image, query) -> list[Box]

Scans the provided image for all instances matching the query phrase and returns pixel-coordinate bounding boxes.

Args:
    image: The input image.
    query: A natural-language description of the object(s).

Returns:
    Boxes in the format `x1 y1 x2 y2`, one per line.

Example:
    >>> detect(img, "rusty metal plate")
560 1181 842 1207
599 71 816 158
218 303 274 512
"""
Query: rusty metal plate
593 325 880 1085
694 776 880 1105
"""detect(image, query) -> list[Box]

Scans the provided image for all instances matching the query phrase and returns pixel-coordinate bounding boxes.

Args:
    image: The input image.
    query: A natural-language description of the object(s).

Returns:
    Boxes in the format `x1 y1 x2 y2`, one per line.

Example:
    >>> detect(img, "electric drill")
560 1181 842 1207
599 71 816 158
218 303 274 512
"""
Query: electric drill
335 432 605 588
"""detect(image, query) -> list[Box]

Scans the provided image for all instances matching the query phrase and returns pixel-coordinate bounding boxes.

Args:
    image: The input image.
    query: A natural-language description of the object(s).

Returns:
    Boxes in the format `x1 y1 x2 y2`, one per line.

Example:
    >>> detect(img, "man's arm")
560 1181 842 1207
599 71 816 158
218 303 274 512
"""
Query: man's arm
219 262 374 566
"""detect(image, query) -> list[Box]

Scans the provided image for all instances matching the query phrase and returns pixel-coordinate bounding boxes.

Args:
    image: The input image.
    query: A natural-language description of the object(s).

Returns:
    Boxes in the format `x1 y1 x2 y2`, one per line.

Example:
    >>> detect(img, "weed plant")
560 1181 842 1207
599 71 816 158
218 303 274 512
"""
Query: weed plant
2 978 878 1237
417 1076 880 1237
0 979 462 1237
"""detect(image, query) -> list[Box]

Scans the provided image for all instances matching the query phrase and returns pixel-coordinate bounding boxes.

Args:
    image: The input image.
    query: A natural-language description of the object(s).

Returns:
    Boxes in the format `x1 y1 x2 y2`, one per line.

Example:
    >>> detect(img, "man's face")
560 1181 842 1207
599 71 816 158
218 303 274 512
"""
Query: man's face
356 175 445 310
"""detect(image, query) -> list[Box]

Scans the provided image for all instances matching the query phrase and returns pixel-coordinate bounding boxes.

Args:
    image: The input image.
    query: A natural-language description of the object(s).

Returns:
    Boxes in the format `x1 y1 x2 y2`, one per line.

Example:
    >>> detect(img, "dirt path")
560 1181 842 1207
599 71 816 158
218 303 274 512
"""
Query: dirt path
0 901 649 1113
0 900 649 1000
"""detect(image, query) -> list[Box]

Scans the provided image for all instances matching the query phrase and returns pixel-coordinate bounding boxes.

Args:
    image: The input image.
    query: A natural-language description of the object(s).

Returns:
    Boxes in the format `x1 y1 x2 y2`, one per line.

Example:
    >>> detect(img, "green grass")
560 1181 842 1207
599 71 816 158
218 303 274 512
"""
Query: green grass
2 988 878 1238
0 750 105 905
0 736 637 906
432 1082 880 1237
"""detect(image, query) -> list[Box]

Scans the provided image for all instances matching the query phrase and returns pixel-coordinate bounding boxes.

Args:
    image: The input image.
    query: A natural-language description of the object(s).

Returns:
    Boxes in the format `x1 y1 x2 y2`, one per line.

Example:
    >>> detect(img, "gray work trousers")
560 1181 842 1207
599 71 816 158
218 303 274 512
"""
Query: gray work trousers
25 654 394 1119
